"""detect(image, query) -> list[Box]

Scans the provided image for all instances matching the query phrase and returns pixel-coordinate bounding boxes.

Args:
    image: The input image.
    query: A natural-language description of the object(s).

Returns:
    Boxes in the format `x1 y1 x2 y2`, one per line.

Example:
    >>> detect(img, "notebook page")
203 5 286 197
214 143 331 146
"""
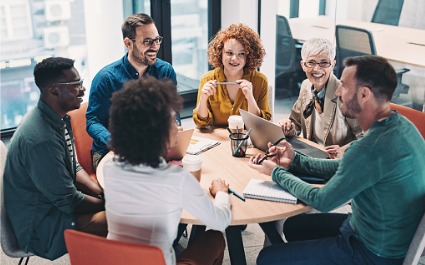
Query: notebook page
243 179 297 204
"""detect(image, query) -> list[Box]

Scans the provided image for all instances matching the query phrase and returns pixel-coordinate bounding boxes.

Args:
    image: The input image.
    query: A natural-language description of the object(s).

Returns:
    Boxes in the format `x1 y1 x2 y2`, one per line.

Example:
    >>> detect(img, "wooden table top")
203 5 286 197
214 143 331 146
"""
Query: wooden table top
97 128 318 226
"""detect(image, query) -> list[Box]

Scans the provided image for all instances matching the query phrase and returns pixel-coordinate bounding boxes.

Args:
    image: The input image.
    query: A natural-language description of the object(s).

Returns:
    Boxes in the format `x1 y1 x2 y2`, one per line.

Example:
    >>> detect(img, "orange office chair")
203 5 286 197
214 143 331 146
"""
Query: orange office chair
390 103 425 139
64 229 166 265
68 102 97 183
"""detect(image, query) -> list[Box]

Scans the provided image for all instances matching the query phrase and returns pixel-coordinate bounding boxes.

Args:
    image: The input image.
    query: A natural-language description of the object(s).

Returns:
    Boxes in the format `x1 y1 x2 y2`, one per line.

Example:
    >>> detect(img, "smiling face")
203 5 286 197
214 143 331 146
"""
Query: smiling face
336 65 362 119
128 24 160 66
55 68 85 113
301 53 335 90
222 38 247 77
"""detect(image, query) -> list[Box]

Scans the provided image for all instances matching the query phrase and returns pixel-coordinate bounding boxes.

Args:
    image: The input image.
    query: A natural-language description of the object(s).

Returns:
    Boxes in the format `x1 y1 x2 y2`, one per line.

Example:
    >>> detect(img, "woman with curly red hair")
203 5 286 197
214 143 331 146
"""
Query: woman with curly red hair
193 23 271 128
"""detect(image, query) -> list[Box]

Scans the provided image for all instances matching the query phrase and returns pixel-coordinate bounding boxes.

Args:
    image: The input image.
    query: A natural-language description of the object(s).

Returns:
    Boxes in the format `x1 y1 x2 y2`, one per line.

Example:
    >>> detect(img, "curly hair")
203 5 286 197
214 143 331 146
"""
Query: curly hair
33 57 75 92
108 77 182 167
208 23 266 72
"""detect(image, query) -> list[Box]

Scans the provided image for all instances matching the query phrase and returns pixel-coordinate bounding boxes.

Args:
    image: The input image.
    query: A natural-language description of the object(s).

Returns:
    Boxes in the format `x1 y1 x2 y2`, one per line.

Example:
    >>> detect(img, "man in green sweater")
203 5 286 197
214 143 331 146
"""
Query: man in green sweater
249 55 425 265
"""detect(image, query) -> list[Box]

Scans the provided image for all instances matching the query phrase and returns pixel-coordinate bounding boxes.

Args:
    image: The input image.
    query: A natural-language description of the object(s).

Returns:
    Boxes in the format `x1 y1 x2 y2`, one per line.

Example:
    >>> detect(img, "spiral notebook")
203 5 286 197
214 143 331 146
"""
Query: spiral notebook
243 179 297 204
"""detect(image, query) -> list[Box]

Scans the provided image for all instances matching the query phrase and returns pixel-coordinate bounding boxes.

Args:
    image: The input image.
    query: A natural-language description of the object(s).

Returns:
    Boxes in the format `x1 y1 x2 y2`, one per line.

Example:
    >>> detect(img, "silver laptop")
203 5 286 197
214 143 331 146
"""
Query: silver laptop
239 109 329 159
166 129 194 161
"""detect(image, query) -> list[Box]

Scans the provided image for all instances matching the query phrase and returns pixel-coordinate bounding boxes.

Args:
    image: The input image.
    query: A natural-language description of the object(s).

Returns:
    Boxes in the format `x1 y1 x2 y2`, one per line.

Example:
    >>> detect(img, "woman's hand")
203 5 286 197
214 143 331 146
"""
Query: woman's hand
209 178 230 198
200 80 217 101
237 79 254 99
278 118 295 136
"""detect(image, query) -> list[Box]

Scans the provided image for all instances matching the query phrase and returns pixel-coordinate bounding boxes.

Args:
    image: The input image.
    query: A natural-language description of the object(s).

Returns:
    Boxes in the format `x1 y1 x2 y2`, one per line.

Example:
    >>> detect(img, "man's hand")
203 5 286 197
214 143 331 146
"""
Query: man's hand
248 141 295 174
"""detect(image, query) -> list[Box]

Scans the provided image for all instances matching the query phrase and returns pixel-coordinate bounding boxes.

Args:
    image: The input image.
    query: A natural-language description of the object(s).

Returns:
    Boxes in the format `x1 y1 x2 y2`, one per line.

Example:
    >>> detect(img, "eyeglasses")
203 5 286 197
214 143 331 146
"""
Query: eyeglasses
131 36 163 47
303 61 332 68
224 51 248 59
53 79 84 89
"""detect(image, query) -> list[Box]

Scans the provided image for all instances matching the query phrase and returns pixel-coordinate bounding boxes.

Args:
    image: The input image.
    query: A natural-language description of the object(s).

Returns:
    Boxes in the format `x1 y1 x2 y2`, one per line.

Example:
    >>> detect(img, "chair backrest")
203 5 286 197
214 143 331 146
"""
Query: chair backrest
68 102 97 182
372 0 405 26
0 140 33 260
403 212 425 265
335 25 376 77
275 15 298 75
390 103 425 139
64 229 166 265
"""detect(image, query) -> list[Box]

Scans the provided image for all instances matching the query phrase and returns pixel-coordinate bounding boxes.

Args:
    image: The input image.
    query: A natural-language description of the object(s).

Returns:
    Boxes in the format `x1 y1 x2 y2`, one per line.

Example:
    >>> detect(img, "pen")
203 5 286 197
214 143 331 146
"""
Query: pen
233 128 252 156
216 81 239 85
257 153 276 165
257 137 285 164
228 187 245 202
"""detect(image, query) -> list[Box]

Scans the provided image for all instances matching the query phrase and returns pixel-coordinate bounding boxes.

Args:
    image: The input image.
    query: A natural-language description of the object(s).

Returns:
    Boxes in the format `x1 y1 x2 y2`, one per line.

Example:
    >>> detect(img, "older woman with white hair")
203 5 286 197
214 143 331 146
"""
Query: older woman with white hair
279 38 361 158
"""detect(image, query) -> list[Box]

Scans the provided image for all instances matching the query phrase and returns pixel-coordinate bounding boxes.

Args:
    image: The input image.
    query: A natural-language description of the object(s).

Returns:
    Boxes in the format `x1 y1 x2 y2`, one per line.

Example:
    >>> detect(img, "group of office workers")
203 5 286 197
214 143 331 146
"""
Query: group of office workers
3 12 425 265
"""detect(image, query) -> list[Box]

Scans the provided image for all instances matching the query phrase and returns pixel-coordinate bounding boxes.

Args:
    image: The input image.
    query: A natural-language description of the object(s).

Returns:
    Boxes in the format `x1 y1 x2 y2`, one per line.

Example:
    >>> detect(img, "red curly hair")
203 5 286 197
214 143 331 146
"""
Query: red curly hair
208 23 266 72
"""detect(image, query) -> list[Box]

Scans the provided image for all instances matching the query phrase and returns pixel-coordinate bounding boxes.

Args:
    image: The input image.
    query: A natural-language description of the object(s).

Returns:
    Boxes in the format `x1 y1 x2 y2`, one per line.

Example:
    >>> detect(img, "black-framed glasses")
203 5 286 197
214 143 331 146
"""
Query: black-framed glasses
53 79 84 89
131 36 163 47
303 61 332 68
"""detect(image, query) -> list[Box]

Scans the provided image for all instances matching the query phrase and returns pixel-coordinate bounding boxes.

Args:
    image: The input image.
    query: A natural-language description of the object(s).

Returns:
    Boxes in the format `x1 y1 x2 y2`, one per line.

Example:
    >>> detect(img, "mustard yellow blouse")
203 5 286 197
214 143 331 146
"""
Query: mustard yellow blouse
192 68 271 128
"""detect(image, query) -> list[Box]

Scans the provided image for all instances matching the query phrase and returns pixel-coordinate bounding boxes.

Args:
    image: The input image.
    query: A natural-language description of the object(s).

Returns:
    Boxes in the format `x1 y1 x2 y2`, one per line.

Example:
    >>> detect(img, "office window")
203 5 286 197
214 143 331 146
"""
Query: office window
1 0 87 134
170 0 209 94
1 0 32 40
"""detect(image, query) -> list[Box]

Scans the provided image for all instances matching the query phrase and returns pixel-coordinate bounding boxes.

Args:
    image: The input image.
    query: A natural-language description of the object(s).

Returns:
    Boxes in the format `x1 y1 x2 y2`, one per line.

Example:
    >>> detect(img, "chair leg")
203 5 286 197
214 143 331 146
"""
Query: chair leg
18 257 30 265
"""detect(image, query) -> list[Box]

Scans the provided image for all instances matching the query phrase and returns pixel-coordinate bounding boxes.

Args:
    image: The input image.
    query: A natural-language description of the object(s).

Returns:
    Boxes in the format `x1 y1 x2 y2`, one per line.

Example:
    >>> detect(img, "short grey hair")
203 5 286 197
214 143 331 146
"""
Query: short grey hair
301 38 336 61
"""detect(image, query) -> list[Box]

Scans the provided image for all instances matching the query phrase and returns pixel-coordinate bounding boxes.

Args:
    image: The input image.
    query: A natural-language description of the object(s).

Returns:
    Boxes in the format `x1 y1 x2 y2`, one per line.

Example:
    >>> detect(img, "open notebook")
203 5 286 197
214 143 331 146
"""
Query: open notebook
186 136 220 155
243 179 297 204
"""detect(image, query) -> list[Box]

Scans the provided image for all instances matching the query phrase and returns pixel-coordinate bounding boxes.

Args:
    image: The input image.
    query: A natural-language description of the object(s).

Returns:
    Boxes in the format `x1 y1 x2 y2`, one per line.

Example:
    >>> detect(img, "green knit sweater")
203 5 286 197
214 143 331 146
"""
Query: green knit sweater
272 112 425 258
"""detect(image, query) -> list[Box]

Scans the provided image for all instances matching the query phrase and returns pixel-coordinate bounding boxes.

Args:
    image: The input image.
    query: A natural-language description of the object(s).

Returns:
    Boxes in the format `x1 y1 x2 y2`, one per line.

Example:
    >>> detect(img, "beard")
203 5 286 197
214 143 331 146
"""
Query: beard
340 93 361 119
131 45 157 66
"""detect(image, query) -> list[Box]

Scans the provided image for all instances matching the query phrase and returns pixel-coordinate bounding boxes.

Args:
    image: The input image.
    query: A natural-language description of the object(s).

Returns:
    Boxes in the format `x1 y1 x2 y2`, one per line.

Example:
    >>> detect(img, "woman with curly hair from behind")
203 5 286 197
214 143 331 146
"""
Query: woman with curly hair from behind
103 77 232 265
193 23 271 128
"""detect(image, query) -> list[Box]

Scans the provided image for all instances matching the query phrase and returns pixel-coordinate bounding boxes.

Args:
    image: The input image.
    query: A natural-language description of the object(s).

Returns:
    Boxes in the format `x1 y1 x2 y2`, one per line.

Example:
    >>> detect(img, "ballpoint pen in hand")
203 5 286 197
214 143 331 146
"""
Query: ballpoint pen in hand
216 81 239 85
228 187 245 202
256 137 285 164
257 153 276 165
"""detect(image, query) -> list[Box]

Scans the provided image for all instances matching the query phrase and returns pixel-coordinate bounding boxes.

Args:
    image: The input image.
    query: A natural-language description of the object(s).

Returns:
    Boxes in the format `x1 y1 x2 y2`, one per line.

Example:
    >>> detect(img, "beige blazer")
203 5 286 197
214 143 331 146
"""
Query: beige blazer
288 73 362 146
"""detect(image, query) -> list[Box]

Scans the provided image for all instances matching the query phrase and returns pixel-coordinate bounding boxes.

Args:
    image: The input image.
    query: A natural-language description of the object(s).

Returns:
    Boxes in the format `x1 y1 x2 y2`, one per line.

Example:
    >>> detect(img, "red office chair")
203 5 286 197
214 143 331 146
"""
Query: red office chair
64 229 166 265
68 102 97 183
390 103 425 139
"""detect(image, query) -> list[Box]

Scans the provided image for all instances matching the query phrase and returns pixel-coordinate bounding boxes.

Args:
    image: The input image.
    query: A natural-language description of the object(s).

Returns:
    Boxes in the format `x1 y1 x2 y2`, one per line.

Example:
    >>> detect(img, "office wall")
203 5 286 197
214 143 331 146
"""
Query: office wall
84 0 124 94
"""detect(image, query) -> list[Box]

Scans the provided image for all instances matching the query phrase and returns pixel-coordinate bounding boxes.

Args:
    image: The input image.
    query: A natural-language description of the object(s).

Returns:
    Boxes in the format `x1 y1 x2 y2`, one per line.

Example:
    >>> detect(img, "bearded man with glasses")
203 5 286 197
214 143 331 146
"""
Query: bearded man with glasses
87 13 178 170
278 38 362 159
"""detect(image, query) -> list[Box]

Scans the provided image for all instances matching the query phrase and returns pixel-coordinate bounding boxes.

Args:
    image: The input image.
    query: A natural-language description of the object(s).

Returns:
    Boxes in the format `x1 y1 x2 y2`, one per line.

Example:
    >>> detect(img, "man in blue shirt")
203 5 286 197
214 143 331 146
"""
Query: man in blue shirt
4 57 107 260
87 13 178 169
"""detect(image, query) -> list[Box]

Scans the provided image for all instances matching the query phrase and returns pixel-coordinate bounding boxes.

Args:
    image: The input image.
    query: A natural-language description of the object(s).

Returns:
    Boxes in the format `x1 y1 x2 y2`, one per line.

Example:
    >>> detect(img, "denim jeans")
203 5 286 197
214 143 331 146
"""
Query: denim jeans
257 215 404 265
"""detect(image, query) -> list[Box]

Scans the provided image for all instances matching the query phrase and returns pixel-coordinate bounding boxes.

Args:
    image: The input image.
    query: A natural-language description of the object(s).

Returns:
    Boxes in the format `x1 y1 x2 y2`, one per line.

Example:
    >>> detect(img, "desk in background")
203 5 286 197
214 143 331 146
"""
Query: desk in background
97 128 320 265
288 16 425 68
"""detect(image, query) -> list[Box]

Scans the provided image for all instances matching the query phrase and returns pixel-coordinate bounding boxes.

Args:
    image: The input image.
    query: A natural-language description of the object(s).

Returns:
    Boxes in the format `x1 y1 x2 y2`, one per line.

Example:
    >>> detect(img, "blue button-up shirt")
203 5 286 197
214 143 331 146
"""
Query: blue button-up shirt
86 54 177 155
